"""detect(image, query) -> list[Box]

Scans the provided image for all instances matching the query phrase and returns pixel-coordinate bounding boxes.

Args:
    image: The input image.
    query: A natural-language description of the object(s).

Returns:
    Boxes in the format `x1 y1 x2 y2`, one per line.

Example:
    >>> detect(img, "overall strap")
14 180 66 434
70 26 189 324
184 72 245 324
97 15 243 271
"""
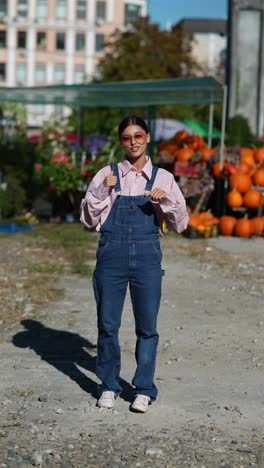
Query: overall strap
110 163 121 192
145 166 159 192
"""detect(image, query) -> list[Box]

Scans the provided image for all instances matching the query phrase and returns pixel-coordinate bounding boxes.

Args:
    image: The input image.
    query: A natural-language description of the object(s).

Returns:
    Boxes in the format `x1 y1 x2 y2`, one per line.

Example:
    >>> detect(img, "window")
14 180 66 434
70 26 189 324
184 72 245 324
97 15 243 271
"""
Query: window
17 31 27 49
96 1 106 23
16 62 26 84
125 4 141 26
0 62 5 81
0 0 7 15
76 0 86 19
35 63 46 83
56 0 66 19
0 31 6 48
37 32 46 50
56 32 65 50
18 0 28 17
74 64 85 83
34 104 45 115
54 63 65 82
76 33 85 51
37 0 48 18
95 33 104 52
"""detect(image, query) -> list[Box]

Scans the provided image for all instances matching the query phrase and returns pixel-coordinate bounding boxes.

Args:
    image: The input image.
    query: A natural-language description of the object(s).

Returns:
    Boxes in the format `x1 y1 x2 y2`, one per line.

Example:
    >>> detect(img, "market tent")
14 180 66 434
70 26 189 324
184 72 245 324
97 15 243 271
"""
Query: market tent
183 119 222 138
0 76 223 107
154 118 192 141
0 76 227 165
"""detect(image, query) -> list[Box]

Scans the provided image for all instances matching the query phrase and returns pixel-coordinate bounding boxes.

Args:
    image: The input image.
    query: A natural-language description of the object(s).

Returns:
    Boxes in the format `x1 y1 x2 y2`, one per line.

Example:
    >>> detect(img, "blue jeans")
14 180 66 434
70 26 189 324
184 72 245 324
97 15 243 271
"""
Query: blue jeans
93 238 162 401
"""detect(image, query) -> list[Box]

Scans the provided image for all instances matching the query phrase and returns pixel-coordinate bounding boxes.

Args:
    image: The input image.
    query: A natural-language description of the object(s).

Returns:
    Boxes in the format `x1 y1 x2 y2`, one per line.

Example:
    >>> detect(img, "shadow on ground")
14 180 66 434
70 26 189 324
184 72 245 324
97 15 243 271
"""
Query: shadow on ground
12 320 133 402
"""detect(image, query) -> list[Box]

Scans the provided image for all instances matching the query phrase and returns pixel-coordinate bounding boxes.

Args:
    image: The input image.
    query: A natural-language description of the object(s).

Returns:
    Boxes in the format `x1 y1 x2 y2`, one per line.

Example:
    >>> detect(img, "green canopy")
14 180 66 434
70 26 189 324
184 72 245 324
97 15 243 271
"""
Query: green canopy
0 76 223 107
183 119 222 138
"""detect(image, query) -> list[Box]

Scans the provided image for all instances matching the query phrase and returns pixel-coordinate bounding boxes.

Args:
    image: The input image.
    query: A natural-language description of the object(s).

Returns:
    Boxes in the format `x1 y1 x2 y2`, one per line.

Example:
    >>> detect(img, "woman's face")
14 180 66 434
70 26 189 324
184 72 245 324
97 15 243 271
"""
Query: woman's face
120 125 150 160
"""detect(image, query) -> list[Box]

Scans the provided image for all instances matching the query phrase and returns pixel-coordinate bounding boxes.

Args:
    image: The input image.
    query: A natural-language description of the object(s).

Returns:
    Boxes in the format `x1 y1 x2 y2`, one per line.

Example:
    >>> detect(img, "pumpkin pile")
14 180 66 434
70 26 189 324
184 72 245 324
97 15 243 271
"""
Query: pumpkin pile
219 215 264 237
158 130 215 165
224 147 264 217
186 210 220 238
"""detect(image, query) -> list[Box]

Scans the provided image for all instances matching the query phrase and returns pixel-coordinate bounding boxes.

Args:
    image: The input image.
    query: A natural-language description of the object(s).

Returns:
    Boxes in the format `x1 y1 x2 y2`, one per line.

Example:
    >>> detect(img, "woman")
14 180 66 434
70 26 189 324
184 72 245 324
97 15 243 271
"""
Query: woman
80 115 188 413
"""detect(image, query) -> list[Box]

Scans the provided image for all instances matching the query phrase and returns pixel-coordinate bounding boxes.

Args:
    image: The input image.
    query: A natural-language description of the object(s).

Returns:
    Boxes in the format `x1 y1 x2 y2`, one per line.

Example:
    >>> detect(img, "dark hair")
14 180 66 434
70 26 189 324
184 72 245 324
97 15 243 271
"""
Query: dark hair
118 115 149 137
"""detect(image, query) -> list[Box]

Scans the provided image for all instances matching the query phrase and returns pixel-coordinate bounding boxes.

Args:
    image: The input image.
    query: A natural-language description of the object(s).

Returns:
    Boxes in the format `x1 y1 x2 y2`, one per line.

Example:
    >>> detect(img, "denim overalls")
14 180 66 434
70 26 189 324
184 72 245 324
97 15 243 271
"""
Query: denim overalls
93 163 163 401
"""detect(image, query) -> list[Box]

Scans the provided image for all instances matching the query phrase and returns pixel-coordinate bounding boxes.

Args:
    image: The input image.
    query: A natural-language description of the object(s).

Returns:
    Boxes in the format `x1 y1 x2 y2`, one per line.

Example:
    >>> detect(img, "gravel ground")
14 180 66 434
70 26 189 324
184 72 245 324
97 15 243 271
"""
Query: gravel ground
0 233 264 467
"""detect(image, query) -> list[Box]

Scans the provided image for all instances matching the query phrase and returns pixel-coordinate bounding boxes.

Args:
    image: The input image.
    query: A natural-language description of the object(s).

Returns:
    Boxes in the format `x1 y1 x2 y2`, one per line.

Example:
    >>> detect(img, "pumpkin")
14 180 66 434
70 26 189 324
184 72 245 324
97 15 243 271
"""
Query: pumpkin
198 211 214 222
188 215 201 227
163 143 179 155
240 147 255 166
200 147 215 161
229 173 252 193
250 217 264 235
253 168 264 186
227 190 243 208
237 161 251 174
175 147 194 162
204 217 219 226
219 216 237 236
213 162 222 177
235 218 252 237
243 189 262 208
185 135 204 151
173 130 189 144
254 147 264 163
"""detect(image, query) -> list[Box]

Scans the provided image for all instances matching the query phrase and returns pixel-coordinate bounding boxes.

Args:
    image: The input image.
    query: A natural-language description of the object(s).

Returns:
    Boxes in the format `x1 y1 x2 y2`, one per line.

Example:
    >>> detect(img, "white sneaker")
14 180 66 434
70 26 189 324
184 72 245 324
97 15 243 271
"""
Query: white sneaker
97 391 115 409
130 394 151 413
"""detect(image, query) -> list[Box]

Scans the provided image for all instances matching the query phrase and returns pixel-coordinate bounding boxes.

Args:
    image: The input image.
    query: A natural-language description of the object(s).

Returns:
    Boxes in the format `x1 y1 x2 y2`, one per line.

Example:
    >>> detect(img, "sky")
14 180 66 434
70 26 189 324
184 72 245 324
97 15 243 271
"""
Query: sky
148 0 228 29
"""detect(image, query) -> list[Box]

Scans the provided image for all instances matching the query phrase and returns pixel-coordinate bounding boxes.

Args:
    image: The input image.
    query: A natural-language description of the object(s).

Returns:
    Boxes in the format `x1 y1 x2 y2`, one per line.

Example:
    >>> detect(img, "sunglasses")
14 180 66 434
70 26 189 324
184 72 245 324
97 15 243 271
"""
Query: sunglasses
121 132 147 147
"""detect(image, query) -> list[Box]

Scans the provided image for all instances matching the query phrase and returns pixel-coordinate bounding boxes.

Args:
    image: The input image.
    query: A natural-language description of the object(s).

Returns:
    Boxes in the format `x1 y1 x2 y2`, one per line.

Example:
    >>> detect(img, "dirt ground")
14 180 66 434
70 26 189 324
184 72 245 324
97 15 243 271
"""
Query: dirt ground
0 232 264 467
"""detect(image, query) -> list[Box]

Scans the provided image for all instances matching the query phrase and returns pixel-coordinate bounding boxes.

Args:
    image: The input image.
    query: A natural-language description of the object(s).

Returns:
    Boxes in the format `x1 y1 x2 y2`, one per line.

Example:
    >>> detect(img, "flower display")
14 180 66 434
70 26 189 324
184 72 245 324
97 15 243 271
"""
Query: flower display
33 118 112 195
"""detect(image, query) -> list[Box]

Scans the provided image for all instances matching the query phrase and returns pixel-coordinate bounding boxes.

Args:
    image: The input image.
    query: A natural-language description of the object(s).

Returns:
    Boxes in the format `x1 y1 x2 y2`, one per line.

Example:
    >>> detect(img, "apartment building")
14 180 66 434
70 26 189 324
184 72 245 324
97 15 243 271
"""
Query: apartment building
0 0 147 125
175 18 227 82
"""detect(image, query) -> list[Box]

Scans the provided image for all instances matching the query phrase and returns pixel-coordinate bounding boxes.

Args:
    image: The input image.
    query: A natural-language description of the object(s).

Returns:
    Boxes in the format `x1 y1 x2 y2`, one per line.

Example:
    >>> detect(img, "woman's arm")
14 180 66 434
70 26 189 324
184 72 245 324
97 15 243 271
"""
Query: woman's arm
80 166 112 229
148 171 189 233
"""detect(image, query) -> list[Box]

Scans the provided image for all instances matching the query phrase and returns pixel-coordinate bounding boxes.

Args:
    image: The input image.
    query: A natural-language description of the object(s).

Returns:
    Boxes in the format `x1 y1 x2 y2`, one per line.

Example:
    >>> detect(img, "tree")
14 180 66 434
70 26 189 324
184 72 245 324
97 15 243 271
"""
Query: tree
96 16 198 82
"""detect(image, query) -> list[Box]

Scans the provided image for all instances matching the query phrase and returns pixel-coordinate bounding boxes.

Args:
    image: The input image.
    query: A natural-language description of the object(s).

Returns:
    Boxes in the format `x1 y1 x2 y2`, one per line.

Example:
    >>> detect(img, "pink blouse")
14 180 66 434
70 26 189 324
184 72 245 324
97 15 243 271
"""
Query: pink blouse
80 157 189 234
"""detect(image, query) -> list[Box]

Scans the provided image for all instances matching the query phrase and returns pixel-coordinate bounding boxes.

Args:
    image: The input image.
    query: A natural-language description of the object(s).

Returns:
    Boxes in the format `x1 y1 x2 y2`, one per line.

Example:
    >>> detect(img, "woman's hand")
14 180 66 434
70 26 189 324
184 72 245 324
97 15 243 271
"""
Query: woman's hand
103 171 117 188
148 188 166 202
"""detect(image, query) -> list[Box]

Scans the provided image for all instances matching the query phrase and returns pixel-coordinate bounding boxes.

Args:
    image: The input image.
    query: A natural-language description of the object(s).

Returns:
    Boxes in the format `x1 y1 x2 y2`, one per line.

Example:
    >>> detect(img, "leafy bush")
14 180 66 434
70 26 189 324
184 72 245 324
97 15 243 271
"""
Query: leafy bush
0 169 26 218
225 114 262 147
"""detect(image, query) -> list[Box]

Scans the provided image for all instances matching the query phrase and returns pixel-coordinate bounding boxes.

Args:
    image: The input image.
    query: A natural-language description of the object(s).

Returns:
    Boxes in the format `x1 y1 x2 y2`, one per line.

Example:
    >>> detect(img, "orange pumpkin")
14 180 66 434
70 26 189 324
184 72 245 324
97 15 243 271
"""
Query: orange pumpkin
185 135 204 151
240 147 255 167
243 189 262 208
254 147 264 163
173 130 189 144
235 218 252 237
188 215 201 227
200 147 215 161
175 147 194 162
227 190 243 208
164 143 179 154
236 161 251 174
198 211 213 222
219 216 237 236
204 217 219 226
229 173 252 193
213 162 222 177
250 217 264 235
253 168 264 186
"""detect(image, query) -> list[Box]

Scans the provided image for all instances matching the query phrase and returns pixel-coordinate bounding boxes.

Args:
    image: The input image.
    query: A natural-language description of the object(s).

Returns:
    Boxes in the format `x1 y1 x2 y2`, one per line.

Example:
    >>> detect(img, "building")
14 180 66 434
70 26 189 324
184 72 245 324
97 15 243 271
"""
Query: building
175 18 227 82
0 0 147 126
227 0 264 136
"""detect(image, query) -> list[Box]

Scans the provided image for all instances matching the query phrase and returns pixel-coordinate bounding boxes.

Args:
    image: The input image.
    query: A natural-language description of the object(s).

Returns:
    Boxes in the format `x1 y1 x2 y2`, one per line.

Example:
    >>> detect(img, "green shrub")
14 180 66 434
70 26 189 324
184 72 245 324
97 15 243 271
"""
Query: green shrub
0 169 26 218
225 114 262 147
